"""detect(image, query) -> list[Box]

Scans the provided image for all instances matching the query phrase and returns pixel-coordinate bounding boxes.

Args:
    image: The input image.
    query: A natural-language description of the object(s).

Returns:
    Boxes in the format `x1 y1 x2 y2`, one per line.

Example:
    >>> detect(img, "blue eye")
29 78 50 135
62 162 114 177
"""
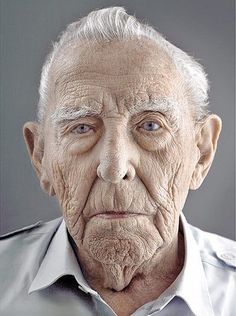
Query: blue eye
73 124 92 134
141 121 160 131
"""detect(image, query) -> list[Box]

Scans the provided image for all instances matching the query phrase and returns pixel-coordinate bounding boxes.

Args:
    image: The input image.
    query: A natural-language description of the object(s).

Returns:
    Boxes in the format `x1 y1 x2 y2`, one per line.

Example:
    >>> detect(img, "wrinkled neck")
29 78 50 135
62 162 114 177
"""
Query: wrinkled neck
70 231 185 294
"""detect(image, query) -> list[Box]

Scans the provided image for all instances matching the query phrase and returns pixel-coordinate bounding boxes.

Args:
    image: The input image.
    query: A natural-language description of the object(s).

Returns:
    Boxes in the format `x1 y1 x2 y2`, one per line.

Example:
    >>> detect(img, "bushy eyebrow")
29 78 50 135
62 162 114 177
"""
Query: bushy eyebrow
51 105 102 126
129 98 181 130
51 97 180 130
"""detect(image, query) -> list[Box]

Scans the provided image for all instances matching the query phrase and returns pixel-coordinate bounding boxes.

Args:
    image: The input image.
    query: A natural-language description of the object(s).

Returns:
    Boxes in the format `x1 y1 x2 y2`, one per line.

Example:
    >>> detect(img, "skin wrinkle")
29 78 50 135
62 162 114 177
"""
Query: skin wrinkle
52 161 67 204
84 217 161 264
138 157 178 241
135 158 174 213
128 164 174 243
56 156 85 239
70 180 91 233
114 186 117 210
69 173 98 239
53 68 184 109
134 173 161 213
23 37 222 315
52 97 180 129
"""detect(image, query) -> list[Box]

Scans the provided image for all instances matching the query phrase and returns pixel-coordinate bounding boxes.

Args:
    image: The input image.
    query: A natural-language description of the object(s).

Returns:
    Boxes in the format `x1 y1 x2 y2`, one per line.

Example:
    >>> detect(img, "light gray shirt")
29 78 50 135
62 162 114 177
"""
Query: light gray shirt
0 213 235 316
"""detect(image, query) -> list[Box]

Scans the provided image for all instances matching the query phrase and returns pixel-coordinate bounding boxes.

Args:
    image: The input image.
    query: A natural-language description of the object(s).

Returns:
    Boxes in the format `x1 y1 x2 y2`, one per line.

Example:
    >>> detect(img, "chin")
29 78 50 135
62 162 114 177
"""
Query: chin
82 216 163 265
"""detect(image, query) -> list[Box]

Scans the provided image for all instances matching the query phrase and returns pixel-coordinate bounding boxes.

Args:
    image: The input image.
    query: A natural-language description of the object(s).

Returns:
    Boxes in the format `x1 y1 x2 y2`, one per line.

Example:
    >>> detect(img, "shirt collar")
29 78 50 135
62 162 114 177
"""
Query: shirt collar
179 214 214 316
28 220 98 296
28 214 214 316
152 213 214 316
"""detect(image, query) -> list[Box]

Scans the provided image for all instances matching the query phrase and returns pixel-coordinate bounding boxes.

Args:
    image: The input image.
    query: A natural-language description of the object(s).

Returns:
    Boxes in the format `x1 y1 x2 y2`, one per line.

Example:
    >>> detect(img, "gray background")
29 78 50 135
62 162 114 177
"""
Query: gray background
0 0 235 239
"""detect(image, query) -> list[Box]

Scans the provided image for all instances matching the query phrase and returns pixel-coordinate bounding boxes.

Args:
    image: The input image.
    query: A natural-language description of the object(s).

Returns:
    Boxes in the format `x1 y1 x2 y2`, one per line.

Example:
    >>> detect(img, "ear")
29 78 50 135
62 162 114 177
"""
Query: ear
23 122 55 196
190 114 222 190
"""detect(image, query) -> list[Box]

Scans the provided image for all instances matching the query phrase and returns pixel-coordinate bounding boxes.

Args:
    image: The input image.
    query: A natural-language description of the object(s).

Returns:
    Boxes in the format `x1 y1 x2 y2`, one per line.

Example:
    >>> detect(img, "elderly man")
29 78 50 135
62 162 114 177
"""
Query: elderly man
0 7 235 316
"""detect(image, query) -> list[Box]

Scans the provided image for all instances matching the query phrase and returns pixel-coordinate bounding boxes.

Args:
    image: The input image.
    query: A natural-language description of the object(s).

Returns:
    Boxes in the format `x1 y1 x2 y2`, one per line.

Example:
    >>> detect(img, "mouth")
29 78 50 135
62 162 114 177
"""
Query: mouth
92 211 145 219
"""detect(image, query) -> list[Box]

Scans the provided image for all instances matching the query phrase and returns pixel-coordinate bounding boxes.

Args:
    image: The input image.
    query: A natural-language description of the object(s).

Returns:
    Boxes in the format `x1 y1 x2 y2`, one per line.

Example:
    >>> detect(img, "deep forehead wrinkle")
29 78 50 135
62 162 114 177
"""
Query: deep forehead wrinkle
51 97 181 131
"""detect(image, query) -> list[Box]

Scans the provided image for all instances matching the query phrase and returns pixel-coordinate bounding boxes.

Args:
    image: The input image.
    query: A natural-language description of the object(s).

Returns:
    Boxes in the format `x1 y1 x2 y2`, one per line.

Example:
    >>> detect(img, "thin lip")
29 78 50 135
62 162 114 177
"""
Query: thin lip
90 211 149 219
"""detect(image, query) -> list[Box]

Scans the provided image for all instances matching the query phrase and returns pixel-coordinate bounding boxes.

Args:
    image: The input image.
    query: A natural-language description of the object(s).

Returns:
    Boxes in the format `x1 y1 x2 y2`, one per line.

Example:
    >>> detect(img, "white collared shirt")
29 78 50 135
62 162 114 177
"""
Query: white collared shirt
0 214 235 316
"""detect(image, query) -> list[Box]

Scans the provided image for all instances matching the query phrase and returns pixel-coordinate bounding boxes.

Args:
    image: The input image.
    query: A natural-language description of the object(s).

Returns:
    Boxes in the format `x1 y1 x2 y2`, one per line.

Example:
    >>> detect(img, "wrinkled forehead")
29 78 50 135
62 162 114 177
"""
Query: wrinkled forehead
49 38 189 117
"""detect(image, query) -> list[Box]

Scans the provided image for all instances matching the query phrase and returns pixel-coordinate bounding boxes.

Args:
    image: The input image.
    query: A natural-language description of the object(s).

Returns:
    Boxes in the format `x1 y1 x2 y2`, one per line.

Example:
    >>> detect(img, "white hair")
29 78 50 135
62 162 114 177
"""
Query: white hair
38 6 209 123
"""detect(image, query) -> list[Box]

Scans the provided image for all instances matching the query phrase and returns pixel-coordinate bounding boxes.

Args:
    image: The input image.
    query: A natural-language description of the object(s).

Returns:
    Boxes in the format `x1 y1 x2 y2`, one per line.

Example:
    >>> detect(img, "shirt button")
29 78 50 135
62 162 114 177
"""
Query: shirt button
217 251 236 267
221 253 236 260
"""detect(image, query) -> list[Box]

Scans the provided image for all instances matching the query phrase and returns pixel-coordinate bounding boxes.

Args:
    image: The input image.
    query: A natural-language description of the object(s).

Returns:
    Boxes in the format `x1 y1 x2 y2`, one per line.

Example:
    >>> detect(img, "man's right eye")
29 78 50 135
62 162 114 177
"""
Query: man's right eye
72 124 92 134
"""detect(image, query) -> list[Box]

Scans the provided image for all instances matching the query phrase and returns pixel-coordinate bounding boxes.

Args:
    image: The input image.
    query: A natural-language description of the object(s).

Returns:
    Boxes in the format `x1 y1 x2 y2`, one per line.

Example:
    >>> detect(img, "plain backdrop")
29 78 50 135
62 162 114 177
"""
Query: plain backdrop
0 0 235 239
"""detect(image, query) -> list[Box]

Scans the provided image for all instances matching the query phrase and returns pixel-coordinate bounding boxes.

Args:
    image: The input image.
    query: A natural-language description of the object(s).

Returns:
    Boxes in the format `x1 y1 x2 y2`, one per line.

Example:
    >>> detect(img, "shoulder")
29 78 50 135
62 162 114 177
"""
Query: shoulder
189 223 236 271
0 217 63 255
0 217 63 310
0 221 42 239
0 217 63 286
0 217 63 239
188 224 236 315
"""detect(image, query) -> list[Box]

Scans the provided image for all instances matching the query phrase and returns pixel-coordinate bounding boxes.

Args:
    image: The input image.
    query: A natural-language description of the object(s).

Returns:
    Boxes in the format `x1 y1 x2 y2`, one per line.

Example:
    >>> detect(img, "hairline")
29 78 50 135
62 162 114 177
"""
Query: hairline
37 7 209 124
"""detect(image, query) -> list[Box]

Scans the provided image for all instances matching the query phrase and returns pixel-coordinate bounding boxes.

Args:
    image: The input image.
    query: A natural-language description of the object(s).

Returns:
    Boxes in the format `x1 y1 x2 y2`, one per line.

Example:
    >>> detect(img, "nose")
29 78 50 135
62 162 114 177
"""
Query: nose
97 133 136 184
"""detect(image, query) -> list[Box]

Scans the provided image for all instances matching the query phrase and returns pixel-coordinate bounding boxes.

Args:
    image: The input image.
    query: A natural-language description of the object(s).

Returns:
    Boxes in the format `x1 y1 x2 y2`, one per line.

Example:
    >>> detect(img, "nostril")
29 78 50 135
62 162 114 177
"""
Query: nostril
97 164 135 183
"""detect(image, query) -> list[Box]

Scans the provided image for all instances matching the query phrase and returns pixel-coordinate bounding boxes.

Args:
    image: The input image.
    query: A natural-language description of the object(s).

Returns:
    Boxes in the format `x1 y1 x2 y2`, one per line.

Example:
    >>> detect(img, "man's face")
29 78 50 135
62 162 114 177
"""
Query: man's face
41 39 199 265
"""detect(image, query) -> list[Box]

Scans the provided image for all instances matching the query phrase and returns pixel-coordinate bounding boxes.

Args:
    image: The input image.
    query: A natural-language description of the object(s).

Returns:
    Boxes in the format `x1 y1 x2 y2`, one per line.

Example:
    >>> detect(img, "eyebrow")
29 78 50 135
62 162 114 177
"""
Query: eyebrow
51 105 102 126
129 97 181 129
129 97 180 115
51 97 180 129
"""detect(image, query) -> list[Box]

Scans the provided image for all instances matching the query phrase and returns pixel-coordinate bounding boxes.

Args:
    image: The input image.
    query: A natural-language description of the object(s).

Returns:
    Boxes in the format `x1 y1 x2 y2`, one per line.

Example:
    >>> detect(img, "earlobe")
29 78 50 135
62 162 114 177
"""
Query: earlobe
190 114 222 190
40 173 56 196
23 122 55 196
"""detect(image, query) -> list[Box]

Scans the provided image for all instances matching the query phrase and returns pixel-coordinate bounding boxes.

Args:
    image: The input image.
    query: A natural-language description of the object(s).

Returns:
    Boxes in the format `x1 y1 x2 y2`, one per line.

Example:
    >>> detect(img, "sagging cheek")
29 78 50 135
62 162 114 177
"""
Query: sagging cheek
160 156 192 208
47 152 96 239
137 143 191 242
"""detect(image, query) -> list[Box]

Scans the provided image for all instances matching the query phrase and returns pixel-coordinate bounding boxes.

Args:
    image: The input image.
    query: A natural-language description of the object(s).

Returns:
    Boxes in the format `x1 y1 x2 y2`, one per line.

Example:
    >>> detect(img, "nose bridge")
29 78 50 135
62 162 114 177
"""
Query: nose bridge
97 123 133 183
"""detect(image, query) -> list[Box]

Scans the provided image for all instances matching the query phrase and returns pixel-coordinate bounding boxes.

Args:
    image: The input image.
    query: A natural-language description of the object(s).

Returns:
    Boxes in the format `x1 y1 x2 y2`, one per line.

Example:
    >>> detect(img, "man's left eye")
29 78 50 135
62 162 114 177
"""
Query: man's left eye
72 124 92 134
140 121 160 131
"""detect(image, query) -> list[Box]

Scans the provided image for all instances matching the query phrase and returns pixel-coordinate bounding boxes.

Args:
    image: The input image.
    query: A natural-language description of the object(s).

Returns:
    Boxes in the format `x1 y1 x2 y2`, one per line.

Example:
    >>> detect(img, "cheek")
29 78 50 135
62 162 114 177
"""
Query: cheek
136 149 179 238
48 151 97 239
137 139 196 242
133 130 173 152
138 140 182 197
171 146 198 210
160 146 194 204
